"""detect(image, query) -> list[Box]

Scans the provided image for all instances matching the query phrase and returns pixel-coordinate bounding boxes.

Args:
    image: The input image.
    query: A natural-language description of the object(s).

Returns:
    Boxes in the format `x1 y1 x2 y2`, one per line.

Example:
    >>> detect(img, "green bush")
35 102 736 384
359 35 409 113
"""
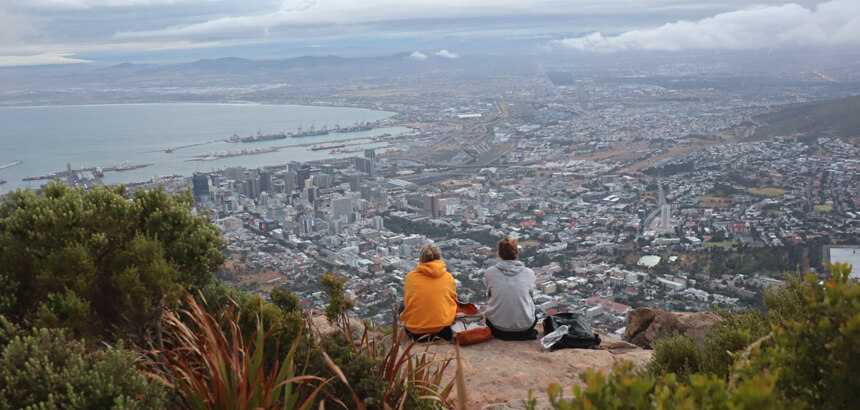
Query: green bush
529 361 794 410
0 182 224 343
646 333 701 382
761 274 809 324
700 309 770 378
0 319 167 410
322 333 388 409
740 263 859 409
530 263 856 409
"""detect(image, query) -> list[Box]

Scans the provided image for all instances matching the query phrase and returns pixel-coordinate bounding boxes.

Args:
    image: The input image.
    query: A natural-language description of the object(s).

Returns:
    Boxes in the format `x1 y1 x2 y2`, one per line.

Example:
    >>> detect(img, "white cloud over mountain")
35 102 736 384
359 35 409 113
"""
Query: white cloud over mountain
409 51 428 60
555 0 860 52
434 49 458 59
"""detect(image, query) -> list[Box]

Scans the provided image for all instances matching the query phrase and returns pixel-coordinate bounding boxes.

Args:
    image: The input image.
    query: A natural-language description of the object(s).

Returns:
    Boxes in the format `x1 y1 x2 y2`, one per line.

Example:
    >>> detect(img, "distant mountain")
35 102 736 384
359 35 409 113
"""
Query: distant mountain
0 52 462 93
751 94 860 141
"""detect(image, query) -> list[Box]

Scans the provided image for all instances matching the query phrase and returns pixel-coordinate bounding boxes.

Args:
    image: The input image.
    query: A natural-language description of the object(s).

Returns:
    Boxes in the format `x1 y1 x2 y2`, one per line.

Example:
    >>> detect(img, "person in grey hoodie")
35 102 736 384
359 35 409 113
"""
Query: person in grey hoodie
484 237 538 340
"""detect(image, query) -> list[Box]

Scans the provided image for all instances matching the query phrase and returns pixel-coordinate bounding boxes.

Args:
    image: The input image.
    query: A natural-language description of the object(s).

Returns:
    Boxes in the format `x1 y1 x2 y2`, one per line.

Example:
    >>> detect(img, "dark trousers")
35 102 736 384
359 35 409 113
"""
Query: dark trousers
486 316 539 340
405 326 454 343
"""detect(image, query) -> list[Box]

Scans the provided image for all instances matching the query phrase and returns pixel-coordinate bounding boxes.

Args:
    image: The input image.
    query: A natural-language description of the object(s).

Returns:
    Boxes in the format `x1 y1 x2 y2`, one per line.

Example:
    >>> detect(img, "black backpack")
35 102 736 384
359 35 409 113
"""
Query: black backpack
542 313 601 350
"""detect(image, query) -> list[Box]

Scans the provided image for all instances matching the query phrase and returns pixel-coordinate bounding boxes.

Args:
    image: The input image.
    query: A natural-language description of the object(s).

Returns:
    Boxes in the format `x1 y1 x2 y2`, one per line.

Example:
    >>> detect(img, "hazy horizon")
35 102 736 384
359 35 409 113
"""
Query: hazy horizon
2 1 859 67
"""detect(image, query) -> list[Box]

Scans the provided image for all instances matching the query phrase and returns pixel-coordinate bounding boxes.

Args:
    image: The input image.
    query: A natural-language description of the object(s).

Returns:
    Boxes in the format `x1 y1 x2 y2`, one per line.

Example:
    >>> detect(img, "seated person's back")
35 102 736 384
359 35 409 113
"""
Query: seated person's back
484 237 536 336
400 244 457 338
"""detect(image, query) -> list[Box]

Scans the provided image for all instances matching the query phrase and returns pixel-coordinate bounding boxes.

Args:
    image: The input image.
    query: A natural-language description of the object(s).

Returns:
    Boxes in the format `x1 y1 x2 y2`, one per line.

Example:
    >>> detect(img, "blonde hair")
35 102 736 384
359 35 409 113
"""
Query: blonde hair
419 243 442 263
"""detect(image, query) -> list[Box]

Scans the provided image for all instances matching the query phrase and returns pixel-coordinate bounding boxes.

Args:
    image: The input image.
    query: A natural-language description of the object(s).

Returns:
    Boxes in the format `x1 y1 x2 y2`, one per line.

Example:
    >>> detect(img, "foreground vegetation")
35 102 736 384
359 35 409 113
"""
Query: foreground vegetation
0 184 455 409
529 263 858 409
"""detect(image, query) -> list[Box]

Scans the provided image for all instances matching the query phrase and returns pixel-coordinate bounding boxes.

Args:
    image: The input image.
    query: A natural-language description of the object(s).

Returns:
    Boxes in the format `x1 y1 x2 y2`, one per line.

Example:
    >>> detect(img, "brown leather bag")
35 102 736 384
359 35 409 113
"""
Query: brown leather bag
451 302 492 345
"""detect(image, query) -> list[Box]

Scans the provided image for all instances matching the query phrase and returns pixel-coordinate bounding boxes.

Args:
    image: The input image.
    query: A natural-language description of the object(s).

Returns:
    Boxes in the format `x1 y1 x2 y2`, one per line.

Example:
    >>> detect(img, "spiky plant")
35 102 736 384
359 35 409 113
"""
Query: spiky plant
324 306 456 409
144 294 328 409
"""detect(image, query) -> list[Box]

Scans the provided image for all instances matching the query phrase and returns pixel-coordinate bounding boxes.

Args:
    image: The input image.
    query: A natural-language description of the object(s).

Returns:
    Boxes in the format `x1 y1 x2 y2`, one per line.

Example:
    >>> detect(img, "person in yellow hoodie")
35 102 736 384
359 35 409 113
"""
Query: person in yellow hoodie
400 243 457 342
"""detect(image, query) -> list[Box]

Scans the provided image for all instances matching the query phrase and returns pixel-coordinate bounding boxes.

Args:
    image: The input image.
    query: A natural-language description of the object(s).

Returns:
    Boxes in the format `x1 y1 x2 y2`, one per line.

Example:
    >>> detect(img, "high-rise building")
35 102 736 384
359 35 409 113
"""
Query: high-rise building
296 168 311 189
307 186 319 202
239 178 260 199
259 171 273 192
354 157 376 178
313 173 332 188
332 196 353 223
349 173 361 192
423 193 441 218
192 173 209 200
370 215 384 230
299 215 315 235
225 167 245 181
660 205 671 229
283 171 297 192
658 185 670 228
364 149 376 159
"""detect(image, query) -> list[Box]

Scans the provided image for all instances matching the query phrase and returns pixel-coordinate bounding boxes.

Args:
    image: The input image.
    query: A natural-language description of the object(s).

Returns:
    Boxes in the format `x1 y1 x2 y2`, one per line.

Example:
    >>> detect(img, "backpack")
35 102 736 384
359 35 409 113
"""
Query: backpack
450 302 492 346
541 313 601 350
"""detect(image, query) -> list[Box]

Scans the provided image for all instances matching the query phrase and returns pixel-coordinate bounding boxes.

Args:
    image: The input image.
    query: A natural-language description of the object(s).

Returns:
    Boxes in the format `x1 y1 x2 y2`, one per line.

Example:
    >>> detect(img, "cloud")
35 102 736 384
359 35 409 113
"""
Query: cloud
11 0 203 10
1 0 847 63
554 0 860 52
408 51 428 60
434 49 458 59
0 52 91 67
114 1 779 41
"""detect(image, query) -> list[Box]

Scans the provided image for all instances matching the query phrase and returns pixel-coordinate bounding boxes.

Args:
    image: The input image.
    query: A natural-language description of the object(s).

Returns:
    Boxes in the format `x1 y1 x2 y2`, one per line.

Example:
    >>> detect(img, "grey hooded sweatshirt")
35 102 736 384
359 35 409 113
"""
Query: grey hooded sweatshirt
484 260 536 332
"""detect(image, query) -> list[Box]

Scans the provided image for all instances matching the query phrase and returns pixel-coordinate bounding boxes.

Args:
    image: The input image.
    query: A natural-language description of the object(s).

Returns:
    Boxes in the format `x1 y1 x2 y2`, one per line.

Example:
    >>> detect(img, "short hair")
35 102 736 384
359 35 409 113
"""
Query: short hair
419 243 442 263
498 237 519 260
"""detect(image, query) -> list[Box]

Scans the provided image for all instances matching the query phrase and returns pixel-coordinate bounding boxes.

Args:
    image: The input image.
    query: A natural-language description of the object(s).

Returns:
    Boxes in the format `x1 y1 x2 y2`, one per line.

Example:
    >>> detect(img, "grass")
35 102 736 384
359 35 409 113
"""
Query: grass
519 240 542 249
704 242 737 248
749 187 789 197
814 204 835 213
697 196 735 208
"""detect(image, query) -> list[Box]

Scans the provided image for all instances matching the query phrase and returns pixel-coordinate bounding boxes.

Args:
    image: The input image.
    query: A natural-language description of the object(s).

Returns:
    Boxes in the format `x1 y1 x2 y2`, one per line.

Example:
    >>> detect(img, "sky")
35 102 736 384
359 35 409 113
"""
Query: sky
1 0 858 67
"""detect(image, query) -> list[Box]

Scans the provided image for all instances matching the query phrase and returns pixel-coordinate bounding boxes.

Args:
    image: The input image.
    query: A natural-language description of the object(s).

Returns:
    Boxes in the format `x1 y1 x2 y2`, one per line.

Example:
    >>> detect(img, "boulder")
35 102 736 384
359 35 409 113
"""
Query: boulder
623 308 721 349
674 311 722 351
309 312 369 340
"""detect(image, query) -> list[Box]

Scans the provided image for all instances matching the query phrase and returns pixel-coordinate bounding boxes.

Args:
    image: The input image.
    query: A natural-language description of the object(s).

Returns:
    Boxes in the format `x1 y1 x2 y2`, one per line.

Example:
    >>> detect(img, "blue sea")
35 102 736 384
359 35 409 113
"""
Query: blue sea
0 103 404 192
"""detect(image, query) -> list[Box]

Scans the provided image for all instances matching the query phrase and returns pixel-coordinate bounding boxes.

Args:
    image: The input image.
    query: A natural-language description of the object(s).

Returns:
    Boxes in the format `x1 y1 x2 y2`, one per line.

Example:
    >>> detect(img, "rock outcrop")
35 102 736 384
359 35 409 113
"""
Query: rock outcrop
624 308 720 350
420 325 651 409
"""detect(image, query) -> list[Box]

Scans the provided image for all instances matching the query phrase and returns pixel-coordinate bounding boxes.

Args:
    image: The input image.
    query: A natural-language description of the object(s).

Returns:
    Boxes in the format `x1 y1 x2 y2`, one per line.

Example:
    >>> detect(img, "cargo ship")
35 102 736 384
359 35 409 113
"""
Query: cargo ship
310 144 345 151
225 121 375 142
229 131 289 143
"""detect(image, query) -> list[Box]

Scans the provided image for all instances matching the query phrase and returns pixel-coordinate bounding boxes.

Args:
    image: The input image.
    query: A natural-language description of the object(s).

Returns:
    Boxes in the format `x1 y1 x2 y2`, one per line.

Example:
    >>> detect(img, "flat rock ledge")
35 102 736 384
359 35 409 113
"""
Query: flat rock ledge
419 329 652 409
310 314 652 409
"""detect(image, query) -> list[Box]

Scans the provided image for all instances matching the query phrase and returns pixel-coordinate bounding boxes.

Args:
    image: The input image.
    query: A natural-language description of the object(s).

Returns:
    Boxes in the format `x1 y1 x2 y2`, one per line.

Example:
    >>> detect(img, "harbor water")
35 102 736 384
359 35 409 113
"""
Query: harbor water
0 103 404 193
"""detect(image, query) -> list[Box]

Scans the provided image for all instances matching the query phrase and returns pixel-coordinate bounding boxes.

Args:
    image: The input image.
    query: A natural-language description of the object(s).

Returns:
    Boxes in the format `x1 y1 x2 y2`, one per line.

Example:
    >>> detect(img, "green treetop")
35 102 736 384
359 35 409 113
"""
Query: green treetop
0 182 224 343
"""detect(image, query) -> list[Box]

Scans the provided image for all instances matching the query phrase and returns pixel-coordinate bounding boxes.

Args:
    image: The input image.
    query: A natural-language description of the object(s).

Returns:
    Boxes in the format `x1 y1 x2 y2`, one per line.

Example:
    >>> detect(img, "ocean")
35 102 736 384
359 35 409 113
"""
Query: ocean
0 103 404 193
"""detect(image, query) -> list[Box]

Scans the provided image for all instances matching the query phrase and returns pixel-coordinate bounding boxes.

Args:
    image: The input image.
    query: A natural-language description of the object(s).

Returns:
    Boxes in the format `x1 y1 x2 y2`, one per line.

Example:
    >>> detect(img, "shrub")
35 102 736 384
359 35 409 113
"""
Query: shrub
646 332 701 382
529 263 856 409
0 318 167 410
740 263 859 409
700 309 770 378
761 274 809 324
0 182 224 343
320 274 355 326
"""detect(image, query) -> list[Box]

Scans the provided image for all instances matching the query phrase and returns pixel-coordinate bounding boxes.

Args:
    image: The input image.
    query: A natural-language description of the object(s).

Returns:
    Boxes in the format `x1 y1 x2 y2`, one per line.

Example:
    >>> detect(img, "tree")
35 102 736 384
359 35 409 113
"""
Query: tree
321 274 355 326
0 182 225 343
